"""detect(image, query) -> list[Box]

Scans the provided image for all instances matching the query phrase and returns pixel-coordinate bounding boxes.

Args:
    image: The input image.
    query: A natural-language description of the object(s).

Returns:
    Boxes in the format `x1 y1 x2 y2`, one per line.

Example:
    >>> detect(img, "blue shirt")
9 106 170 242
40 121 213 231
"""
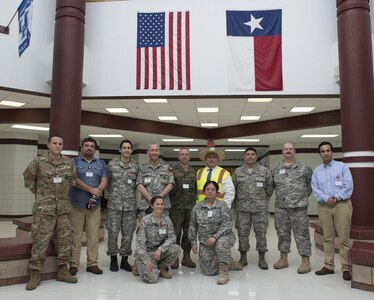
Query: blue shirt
69 156 108 208
311 160 353 203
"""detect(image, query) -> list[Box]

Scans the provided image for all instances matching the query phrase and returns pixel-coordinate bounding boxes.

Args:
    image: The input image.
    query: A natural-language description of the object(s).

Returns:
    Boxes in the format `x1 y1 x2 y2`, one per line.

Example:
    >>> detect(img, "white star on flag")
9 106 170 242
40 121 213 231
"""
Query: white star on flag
244 14 263 33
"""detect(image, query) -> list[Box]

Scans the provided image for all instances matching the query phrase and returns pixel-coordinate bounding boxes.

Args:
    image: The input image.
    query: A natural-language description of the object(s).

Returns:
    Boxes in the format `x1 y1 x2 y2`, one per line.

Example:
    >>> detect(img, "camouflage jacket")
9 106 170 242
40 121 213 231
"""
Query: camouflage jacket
136 159 174 210
136 213 176 262
233 164 273 212
169 163 196 209
271 160 313 209
107 157 138 211
189 199 233 246
23 153 75 216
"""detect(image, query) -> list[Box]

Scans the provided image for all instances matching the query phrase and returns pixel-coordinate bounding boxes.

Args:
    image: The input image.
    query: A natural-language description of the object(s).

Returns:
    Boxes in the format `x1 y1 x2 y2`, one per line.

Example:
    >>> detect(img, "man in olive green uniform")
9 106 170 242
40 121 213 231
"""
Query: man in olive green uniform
23 135 78 290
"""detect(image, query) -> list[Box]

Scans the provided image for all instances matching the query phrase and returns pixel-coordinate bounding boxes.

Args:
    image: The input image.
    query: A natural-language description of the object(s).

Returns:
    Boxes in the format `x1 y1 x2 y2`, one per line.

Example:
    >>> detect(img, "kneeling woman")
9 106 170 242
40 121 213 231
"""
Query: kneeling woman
135 196 181 284
189 181 237 285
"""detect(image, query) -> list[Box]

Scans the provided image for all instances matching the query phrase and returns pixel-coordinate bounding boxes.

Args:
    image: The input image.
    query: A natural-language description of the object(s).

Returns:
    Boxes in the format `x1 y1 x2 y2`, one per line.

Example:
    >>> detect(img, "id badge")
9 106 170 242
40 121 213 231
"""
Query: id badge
86 171 93 177
256 182 264 188
144 177 152 183
335 180 343 186
53 176 62 184
159 228 166 235
279 169 285 175
207 211 213 218
183 184 189 189
127 179 133 184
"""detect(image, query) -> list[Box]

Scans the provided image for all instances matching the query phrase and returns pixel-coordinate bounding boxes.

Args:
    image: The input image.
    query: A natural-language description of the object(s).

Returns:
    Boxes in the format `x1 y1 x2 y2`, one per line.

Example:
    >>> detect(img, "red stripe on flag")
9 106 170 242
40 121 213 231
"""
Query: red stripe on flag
153 47 157 89
136 48 141 89
169 12 174 90
161 47 165 90
177 12 182 90
144 47 149 89
185 11 190 90
254 36 283 91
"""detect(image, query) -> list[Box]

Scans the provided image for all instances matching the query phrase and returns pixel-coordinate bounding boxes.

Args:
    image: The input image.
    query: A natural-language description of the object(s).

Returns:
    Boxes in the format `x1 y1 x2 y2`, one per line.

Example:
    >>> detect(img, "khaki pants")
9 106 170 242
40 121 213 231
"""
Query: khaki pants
318 200 353 272
70 206 101 268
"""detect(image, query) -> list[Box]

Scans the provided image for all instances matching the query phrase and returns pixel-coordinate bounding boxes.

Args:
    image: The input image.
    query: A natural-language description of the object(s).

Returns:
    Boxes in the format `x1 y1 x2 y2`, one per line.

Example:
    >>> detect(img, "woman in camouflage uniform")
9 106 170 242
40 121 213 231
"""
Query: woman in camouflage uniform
134 196 181 284
189 181 236 285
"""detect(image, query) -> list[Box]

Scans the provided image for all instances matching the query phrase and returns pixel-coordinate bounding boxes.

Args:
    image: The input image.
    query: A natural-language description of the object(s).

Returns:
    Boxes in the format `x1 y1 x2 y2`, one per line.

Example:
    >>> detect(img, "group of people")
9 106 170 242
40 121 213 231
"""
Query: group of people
23 136 354 290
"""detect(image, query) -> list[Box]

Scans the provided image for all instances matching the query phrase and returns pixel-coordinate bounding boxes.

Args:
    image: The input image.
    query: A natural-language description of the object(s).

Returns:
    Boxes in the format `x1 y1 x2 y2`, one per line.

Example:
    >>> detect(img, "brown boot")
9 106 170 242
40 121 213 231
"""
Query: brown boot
258 252 268 270
217 263 229 285
56 265 78 284
297 256 311 274
181 251 196 268
171 258 179 269
132 261 139 276
158 264 172 279
273 252 289 269
239 251 248 266
26 269 41 291
228 258 243 271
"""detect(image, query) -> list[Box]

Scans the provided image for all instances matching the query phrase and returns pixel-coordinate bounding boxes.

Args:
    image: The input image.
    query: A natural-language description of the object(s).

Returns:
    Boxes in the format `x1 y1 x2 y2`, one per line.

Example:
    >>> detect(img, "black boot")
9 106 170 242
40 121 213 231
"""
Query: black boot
110 255 119 272
120 256 132 272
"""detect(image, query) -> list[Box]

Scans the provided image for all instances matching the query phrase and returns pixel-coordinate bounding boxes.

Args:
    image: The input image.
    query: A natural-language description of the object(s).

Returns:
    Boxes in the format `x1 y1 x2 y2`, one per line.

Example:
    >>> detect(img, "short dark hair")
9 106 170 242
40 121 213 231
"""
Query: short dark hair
81 137 97 148
48 135 63 142
150 196 163 206
318 141 333 152
203 180 219 192
119 139 133 150
244 147 257 154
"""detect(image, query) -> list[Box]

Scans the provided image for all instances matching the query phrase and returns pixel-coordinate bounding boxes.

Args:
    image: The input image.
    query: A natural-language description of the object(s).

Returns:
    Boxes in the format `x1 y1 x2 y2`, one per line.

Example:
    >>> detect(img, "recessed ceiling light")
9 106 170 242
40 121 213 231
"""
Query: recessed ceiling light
173 148 199 152
11 124 49 131
89 134 123 138
105 108 129 113
228 138 260 142
143 98 168 103
247 98 273 103
240 116 261 121
301 134 339 138
158 116 178 121
163 138 194 142
0 100 26 107
225 149 246 152
197 107 219 113
290 107 315 112
201 123 218 127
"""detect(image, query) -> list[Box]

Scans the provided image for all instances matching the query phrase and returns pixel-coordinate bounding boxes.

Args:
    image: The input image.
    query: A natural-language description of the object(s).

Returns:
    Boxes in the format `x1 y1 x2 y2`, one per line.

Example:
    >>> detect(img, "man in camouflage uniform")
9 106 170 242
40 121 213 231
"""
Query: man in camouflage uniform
23 135 78 290
271 142 313 274
106 139 138 272
136 143 174 217
135 201 181 284
169 147 196 269
233 147 273 270
189 183 237 285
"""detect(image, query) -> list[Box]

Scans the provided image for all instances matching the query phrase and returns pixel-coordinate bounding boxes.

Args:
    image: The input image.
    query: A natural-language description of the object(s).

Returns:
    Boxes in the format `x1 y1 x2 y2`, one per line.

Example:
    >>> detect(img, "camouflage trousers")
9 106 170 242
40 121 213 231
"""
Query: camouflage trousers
135 244 181 284
199 232 235 275
106 209 137 257
236 210 268 252
169 208 192 252
274 207 312 257
30 212 72 270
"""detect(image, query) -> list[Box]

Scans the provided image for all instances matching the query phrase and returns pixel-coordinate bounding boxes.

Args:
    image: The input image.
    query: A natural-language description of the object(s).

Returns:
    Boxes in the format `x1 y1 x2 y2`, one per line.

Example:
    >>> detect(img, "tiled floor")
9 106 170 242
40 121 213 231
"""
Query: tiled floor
0 216 372 299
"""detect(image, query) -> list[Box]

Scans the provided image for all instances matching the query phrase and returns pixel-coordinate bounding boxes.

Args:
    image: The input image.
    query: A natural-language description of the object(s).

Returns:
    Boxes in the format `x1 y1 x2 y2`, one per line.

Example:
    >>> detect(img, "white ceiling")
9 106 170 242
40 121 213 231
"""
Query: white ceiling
0 89 342 155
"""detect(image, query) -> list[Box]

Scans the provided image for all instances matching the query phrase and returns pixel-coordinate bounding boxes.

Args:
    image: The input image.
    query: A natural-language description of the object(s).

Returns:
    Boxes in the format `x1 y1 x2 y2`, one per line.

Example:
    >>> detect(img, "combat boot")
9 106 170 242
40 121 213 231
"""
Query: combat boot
239 251 248 266
217 263 229 285
132 261 139 276
26 269 41 290
297 256 311 274
56 265 78 284
158 263 172 279
273 252 289 269
171 258 179 269
120 256 132 272
181 251 196 268
110 255 118 272
228 258 243 271
258 252 268 270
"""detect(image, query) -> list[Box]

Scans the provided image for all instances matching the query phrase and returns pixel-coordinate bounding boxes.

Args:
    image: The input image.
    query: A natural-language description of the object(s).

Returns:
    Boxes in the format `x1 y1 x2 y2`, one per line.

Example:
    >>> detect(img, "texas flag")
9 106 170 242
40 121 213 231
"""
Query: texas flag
226 10 283 91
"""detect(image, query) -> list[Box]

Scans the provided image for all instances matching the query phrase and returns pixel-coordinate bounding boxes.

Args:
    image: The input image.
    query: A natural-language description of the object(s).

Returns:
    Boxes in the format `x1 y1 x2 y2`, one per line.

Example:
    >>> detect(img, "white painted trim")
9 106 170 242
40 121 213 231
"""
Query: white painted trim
346 162 374 168
344 151 374 157
62 150 79 156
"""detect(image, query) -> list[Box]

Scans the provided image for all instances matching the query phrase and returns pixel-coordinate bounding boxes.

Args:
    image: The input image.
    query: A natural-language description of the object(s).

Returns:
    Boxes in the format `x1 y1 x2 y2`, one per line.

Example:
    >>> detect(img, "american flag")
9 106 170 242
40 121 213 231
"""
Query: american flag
136 12 191 90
